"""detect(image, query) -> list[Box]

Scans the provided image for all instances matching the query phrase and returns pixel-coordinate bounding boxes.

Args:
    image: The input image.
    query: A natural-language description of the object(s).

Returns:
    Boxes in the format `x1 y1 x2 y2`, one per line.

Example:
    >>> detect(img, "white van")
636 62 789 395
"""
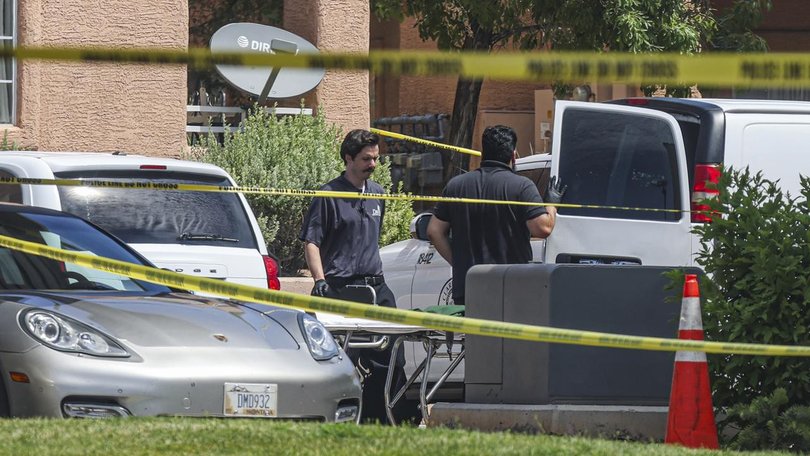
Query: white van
0 151 280 290
548 98 810 267
379 97 810 390
386 98 810 302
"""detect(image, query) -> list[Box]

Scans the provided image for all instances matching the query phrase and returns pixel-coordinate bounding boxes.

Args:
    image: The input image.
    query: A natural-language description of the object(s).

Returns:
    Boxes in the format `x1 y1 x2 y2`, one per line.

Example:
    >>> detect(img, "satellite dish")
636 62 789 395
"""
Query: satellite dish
210 23 325 102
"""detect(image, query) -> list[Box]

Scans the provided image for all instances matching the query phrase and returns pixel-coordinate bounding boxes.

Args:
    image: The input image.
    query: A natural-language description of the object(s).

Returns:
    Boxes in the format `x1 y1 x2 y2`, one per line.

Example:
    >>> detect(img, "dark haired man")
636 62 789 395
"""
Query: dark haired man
300 128 406 423
301 129 388 301
427 125 566 305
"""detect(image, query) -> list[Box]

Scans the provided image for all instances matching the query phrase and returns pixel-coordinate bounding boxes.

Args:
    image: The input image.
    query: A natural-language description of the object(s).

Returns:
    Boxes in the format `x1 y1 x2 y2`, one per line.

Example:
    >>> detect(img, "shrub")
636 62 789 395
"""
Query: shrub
0 130 25 150
721 388 810 452
693 168 810 409
374 166 413 247
187 106 414 274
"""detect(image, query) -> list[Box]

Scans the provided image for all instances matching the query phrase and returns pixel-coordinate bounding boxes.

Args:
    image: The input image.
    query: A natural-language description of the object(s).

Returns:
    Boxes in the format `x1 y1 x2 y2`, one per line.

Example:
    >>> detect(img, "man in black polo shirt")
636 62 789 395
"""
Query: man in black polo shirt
426 125 565 305
300 129 389 300
300 128 407 423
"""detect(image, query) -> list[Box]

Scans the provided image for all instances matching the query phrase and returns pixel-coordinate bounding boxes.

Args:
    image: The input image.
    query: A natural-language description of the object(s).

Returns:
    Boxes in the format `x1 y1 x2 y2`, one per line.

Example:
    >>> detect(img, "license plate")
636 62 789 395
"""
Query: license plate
223 383 278 417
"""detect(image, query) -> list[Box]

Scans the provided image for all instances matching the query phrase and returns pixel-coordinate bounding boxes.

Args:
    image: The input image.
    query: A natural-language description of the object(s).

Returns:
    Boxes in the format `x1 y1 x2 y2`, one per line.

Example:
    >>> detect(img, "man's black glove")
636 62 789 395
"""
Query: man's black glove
545 176 568 204
311 279 330 297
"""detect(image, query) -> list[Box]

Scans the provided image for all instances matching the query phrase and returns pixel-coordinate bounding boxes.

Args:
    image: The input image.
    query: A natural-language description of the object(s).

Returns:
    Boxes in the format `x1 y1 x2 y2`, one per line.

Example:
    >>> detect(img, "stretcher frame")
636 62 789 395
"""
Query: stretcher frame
383 329 464 425
318 284 464 425
319 311 464 425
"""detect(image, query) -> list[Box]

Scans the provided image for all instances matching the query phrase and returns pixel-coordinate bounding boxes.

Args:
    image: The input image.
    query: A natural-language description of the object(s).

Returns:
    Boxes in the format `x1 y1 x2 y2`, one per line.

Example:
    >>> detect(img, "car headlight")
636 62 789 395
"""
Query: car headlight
297 313 338 361
21 310 130 358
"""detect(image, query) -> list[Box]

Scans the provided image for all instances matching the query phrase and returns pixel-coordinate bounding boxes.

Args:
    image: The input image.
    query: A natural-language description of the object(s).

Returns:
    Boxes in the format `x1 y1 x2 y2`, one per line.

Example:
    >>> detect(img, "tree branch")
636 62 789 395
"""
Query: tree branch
489 23 546 46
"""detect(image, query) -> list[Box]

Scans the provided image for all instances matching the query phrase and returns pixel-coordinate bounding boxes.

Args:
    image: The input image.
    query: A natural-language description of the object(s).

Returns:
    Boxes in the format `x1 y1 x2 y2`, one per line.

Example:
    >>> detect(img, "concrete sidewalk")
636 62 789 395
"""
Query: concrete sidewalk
279 276 314 295
427 403 668 440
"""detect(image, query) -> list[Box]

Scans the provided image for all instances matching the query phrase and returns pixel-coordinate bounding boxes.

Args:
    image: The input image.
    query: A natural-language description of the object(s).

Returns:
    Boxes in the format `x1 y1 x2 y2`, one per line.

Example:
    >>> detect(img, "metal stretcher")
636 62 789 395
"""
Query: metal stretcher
317 299 464 425
383 326 464 425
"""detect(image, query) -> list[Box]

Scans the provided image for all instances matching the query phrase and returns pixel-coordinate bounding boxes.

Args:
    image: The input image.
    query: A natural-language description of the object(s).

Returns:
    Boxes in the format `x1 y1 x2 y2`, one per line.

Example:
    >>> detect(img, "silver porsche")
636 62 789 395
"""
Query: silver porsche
0 203 362 421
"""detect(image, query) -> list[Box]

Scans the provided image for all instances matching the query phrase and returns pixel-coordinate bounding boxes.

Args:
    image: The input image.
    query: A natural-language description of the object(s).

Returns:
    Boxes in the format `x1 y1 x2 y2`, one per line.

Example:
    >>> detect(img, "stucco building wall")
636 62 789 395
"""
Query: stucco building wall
284 0 369 133
8 0 188 156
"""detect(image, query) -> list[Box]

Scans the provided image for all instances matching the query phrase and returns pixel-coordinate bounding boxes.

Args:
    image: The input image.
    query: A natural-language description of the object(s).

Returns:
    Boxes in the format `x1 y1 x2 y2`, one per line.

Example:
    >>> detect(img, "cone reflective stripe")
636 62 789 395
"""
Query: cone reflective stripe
675 276 707 363
665 274 719 449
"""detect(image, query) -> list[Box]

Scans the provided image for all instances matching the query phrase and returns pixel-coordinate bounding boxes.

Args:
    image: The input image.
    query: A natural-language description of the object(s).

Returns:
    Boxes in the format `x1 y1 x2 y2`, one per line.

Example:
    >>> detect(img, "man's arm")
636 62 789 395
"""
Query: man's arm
527 175 565 238
304 242 331 296
527 205 556 239
304 242 326 281
426 216 453 264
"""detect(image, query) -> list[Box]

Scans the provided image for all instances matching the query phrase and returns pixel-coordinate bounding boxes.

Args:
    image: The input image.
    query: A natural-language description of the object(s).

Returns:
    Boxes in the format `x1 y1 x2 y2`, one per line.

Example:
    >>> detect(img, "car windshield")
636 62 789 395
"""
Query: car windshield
55 171 258 248
0 210 171 292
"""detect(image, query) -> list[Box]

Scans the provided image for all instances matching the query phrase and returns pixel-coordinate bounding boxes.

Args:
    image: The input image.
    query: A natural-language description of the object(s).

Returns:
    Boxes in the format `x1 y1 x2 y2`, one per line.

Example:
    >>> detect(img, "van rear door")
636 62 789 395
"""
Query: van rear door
545 101 693 267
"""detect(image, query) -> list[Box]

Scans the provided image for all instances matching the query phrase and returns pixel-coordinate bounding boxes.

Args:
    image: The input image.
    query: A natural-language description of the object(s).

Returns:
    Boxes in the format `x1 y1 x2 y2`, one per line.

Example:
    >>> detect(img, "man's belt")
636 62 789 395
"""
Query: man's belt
327 275 385 288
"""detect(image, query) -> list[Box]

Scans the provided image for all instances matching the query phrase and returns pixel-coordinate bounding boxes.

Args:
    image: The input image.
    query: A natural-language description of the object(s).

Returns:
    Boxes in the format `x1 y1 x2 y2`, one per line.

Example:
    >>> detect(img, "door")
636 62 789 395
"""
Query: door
546 101 693 267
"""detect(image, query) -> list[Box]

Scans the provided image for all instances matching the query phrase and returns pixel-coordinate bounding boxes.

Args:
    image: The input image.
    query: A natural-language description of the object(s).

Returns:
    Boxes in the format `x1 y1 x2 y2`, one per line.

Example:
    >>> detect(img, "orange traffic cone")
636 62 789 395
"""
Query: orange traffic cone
664 274 719 449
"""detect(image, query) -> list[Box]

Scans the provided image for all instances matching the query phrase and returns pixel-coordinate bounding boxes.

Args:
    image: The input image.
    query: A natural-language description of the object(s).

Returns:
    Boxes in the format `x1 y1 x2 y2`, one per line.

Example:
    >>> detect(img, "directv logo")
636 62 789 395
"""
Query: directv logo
235 35 298 54
235 36 286 54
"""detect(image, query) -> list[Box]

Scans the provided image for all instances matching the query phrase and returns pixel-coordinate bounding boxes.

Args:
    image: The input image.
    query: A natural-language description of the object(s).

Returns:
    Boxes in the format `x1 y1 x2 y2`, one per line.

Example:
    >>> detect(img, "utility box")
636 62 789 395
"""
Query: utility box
534 89 554 154
465 263 703 405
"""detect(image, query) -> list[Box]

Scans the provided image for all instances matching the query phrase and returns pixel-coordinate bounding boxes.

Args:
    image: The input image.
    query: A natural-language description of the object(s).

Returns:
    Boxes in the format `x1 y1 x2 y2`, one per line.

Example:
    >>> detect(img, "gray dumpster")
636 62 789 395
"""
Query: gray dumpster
465 263 703 405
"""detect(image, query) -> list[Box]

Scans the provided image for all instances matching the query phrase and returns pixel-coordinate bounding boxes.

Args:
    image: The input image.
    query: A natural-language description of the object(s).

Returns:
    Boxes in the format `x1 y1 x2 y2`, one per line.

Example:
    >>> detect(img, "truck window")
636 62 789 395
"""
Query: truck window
557 109 682 221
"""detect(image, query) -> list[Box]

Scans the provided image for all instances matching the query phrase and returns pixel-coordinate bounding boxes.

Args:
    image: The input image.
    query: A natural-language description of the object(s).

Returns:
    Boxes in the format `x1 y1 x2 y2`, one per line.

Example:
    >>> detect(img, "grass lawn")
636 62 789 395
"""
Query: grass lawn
0 418 787 455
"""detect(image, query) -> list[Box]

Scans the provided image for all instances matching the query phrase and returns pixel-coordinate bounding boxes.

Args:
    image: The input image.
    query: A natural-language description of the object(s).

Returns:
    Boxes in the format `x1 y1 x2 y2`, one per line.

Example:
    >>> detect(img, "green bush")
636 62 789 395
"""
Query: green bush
187 106 413 274
375 166 413 247
721 388 810 452
693 168 810 409
0 130 25 150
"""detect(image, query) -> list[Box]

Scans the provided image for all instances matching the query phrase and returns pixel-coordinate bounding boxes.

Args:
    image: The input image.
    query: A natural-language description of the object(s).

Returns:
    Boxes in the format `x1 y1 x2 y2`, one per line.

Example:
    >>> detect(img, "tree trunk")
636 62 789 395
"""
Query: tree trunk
444 22 491 180
445 78 484 180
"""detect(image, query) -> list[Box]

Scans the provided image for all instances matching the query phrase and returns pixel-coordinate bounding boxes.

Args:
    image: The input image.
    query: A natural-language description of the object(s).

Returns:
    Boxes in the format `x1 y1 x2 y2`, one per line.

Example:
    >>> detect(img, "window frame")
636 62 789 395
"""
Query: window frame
0 0 16 125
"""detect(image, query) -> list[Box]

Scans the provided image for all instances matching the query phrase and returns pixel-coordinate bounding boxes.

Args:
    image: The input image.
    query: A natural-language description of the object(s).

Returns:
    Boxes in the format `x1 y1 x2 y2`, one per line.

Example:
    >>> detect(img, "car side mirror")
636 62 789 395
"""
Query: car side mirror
410 212 432 241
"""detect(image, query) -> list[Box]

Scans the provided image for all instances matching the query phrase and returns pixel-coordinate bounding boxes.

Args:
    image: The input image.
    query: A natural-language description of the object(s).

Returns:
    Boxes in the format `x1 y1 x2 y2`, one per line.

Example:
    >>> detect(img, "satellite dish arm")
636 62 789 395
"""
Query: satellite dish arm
258 39 299 104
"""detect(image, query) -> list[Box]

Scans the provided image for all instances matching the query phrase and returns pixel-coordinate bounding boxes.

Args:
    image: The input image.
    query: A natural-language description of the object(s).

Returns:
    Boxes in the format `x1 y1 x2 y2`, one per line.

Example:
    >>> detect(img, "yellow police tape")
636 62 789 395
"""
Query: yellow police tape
2 46 810 86
370 128 481 157
0 176 694 215
0 232 807 357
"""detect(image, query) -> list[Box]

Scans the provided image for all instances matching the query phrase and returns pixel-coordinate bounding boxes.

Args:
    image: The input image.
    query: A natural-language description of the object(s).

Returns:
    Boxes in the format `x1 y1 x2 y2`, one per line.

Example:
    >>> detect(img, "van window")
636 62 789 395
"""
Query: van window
0 170 21 203
558 109 682 221
55 171 258 249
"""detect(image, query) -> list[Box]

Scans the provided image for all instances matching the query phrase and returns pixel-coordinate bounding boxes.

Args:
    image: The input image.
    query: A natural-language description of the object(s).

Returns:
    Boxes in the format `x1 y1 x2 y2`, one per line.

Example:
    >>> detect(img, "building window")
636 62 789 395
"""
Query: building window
0 0 14 124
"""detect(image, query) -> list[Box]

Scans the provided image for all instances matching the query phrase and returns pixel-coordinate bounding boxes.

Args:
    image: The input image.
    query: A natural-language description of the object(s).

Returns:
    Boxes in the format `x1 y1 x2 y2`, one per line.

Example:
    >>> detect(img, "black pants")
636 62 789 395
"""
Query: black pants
323 279 409 423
